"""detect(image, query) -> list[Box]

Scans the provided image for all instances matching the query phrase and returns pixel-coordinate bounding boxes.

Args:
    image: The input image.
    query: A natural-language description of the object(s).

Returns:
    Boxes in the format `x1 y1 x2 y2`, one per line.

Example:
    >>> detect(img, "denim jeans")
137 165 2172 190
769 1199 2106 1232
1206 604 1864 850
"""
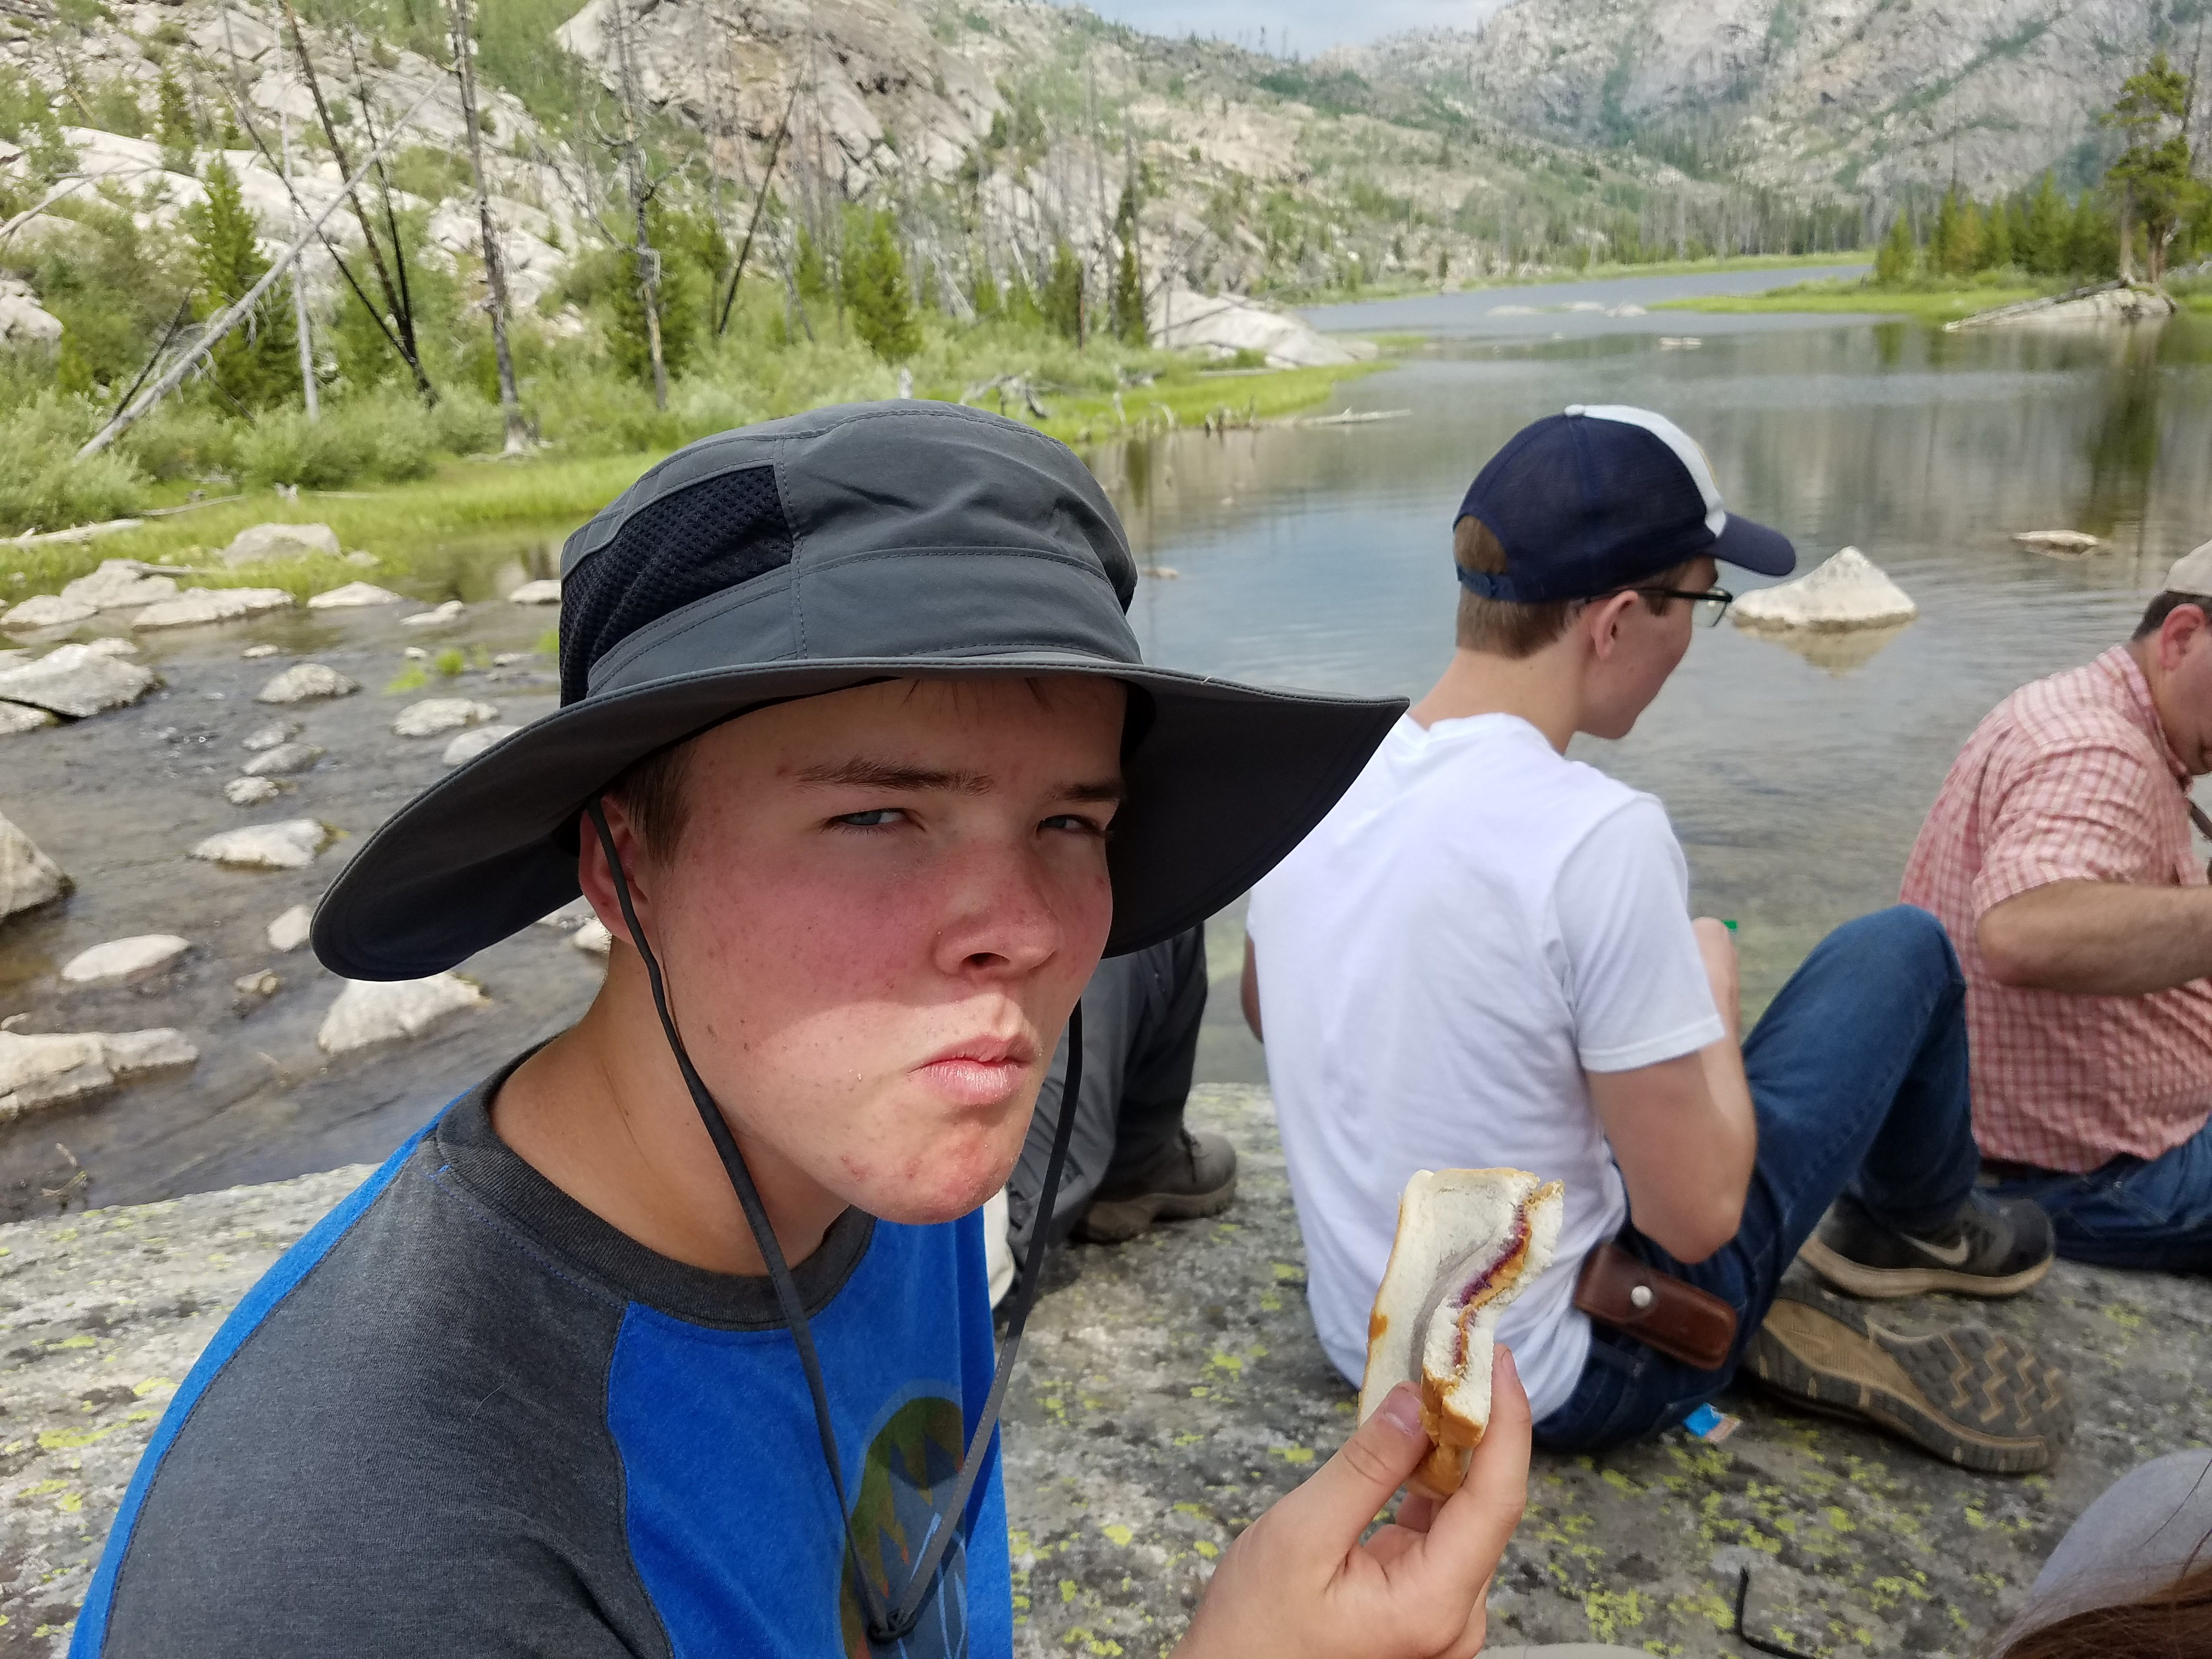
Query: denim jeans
1534 905 1983 1452
1987 1119 2212 1273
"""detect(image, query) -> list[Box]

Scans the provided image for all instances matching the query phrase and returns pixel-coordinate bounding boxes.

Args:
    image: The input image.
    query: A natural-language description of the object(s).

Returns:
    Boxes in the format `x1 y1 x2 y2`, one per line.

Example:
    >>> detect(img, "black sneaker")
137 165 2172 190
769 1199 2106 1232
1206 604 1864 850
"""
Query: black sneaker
1797 1190 2055 1300
1746 1276 2070 1475
1076 1130 1238 1243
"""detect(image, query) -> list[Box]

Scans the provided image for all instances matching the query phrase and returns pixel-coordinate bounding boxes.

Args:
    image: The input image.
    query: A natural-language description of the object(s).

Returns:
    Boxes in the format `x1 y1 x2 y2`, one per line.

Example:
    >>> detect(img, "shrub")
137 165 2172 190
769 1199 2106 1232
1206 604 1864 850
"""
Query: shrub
0 392 147 532
121 402 240 480
236 408 364 488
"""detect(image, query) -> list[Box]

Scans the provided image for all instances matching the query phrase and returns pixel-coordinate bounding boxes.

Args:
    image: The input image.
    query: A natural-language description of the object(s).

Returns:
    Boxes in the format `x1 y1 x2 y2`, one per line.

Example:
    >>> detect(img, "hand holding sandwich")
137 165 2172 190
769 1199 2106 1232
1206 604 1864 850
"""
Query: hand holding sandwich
1173 1350 1531 1659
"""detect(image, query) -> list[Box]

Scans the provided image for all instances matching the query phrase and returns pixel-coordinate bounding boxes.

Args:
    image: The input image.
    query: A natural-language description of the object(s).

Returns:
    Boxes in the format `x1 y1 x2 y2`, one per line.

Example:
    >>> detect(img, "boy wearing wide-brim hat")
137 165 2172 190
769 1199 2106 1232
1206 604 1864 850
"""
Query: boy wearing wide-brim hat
72 403 1528 1659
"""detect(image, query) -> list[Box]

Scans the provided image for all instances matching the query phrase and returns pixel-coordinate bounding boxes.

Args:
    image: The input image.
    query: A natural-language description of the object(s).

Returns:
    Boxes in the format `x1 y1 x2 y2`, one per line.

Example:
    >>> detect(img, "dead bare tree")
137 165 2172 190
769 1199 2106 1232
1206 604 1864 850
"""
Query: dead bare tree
604 0 669 409
718 73 803 336
447 0 525 452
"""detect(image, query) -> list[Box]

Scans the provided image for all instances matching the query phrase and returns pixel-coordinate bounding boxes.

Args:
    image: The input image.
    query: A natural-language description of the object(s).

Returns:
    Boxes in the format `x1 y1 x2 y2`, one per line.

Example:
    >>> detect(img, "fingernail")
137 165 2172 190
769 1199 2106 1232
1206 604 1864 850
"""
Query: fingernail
1378 1383 1424 1437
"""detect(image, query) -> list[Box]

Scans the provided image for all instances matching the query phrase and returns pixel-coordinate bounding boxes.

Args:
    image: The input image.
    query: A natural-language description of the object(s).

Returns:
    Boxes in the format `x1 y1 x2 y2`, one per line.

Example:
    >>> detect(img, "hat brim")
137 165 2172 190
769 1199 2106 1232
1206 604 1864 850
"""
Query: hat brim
311 656 1404 980
1713 513 1796 578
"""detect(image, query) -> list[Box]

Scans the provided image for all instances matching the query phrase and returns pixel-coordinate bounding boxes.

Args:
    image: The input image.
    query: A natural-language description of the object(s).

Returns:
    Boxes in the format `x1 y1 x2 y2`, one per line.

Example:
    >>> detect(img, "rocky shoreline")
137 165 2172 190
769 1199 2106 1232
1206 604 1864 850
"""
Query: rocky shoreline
5 1084 2204 1658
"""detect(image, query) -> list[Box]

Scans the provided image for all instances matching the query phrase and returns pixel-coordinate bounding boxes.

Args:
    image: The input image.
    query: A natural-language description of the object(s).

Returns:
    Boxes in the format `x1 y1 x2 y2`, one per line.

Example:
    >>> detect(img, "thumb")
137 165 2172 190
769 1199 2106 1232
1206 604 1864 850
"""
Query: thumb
1269 1383 1434 1568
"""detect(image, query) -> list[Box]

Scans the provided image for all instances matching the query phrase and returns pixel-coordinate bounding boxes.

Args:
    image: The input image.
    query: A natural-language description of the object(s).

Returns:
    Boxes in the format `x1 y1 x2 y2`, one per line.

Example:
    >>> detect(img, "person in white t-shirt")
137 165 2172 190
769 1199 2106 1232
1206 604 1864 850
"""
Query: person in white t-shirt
1246 405 2068 1473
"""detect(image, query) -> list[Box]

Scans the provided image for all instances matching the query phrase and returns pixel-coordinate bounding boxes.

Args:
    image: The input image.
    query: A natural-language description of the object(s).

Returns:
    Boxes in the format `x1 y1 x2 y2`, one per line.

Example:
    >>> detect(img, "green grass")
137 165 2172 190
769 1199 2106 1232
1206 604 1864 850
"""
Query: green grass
1277 250 1869 306
1656 277 2045 319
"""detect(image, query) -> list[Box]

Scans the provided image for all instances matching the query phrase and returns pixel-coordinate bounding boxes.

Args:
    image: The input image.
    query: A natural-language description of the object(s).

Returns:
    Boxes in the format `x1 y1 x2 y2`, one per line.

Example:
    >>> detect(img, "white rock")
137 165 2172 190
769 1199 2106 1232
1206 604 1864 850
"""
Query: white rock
241 719 299 751
535 896 595 930
0 289 61 350
572 918 612 956
189 819 331 870
2012 530 2104 556
1 811 67 920
240 642 282 659
392 697 499 737
0 1025 197 1120
442 724 518 766
316 973 486 1054
255 662 358 704
507 579 562 605
234 970 280 997
240 740 322 777
60 561 179 611
1733 547 1918 634
60 933 190 985
133 586 295 629
1152 285 1374 368
306 580 403 610
221 522 340 567
343 551 381 569
0 703 56 736
0 643 156 717
81 636 139 657
224 777 283 806
266 902 313 952
402 647 430 661
400 600 466 628
2 593 98 631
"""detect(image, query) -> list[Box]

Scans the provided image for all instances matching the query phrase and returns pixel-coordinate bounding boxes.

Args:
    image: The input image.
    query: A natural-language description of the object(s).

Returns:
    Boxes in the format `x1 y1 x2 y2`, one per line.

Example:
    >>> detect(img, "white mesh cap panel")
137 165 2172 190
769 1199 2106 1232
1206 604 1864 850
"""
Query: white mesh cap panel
1563 403 1728 537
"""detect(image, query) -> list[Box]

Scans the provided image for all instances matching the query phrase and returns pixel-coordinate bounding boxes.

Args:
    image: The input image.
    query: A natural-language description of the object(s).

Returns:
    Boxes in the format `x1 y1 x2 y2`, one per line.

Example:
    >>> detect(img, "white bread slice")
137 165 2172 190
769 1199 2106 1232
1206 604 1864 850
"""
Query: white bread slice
1358 1169 1564 1494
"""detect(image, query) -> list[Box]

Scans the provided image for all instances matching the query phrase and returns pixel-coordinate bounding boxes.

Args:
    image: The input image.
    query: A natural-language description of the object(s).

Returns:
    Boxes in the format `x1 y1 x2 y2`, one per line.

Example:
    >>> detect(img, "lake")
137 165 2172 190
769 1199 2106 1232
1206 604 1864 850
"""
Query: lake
6 267 2210 1209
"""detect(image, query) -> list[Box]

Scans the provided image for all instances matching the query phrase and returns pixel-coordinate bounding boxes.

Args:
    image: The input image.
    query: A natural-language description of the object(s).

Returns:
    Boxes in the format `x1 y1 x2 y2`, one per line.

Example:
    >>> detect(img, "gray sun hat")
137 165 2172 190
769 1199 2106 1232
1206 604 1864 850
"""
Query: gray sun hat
313 401 1406 981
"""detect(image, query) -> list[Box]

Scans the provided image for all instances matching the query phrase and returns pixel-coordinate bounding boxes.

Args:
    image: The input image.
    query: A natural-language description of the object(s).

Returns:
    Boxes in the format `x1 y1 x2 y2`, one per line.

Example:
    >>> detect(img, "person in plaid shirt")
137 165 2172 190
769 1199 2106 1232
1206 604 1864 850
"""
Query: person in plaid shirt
1900 540 2212 1272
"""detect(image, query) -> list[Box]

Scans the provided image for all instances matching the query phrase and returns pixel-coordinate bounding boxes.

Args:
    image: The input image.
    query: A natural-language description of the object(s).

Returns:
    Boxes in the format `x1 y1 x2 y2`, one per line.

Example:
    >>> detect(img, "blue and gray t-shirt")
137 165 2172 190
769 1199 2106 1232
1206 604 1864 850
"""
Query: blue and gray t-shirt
71 1055 1011 1658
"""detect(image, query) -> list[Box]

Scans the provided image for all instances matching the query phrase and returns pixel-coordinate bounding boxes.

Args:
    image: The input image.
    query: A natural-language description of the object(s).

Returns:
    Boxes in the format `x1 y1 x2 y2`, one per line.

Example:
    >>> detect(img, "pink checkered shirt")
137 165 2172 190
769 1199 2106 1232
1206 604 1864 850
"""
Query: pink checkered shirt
1901 645 2212 1172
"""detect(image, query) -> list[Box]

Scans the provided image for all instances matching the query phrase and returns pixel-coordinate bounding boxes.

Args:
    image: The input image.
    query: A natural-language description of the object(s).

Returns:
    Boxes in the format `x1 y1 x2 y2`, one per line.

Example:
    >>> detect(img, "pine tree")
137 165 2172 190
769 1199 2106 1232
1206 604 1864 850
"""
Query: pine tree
2102 50 2198 283
1981 195 2012 271
970 260 1001 320
1003 261 1041 328
156 70 194 174
839 206 920 363
793 225 831 306
1110 179 1145 346
1874 210 1915 286
1041 240 1083 342
2022 172 2067 275
185 156 298 410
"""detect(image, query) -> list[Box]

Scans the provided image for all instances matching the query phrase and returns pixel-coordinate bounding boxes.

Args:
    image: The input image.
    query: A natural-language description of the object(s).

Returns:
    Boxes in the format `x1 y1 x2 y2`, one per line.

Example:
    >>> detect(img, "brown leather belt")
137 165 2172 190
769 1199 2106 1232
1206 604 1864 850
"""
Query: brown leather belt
1572 1243 1737 1372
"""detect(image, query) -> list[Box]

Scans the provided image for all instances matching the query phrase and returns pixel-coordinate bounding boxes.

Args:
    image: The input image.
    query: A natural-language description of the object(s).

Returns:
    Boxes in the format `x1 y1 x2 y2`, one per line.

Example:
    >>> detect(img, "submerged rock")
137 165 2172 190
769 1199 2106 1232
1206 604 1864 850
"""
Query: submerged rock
0 702 57 736
234 969 281 998
189 820 332 870
306 581 403 610
316 973 486 1054
1 593 98 631
2013 530 2105 556
442 724 518 766
133 587 294 630
0 811 67 920
266 903 313 952
0 1025 196 1119
223 777 284 807
240 719 300 752
221 522 339 567
507 579 562 605
400 600 466 629
240 741 323 778
60 561 179 611
255 663 358 704
392 698 498 738
1733 547 1918 633
0 644 156 718
60 934 190 986
240 642 283 659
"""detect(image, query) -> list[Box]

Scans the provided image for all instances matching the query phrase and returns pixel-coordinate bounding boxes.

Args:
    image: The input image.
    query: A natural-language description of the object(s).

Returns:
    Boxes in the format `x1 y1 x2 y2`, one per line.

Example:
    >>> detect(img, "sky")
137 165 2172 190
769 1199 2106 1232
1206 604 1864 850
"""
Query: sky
1070 0 1516 55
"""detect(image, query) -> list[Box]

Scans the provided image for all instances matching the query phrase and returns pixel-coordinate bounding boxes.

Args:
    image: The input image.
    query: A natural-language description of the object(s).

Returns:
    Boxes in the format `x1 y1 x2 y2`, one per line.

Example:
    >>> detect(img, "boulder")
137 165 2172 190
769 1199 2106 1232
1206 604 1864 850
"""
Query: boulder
189 820 331 870
240 642 282 659
507 579 562 605
1 811 68 920
2013 530 2104 556
0 286 62 351
306 581 403 610
1 593 98 631
392 697 498 737
535 896 595 930
0 703 57 736
1732 548 1918 633
60 561 180 611
82 636 139 657
400 600 465 628
1950 284 2178 330
0 643 157 718
0 1025 198 1120
255 662 358 704
234 970 280 997
133 587 295 629
60 934 190 986
316 973 486 1054
442 724 518 766
240 740 323 777
220 522 340 567
224 777 283 806
1150 286 1376 368
572 918 613 956
241 719 300 752
266 902 313 952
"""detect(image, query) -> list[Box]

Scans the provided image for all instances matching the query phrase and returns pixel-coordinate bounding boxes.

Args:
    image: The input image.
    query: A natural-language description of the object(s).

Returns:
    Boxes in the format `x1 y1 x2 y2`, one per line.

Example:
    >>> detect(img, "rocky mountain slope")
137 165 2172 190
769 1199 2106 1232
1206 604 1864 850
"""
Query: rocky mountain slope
1336 0 2191 200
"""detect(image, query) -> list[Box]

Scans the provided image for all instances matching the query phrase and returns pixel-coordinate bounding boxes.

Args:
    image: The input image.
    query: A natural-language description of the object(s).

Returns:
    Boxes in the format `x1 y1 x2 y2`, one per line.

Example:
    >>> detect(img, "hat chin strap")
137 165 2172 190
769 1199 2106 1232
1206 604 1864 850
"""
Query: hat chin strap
583 799 1081 1649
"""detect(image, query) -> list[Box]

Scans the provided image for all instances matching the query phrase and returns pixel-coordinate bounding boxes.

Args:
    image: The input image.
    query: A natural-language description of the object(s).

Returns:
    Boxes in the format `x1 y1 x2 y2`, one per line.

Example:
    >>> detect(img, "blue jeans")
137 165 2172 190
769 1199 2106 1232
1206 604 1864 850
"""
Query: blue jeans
1534 906 1982 1452
1987 1120 2212 1273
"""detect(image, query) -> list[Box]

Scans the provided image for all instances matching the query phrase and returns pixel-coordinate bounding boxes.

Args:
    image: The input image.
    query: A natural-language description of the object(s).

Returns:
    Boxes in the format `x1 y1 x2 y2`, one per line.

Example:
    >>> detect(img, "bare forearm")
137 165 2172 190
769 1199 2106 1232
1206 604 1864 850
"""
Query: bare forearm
1980 881 2212 995
1695 1035 1758 1212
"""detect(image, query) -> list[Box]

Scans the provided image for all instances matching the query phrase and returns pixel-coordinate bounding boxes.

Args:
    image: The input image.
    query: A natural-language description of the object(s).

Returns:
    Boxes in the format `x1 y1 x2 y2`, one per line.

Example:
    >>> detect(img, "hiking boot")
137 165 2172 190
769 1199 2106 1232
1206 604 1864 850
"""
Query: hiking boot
1746 1276 2070 1475
1798 1190 2055 1300
1077 1131 1238 1243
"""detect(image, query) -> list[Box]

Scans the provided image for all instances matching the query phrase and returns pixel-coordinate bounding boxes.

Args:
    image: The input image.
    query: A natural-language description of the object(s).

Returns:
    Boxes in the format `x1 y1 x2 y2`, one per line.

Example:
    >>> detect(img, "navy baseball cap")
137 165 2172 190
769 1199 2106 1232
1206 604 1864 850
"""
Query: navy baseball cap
1455 404 1795 603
